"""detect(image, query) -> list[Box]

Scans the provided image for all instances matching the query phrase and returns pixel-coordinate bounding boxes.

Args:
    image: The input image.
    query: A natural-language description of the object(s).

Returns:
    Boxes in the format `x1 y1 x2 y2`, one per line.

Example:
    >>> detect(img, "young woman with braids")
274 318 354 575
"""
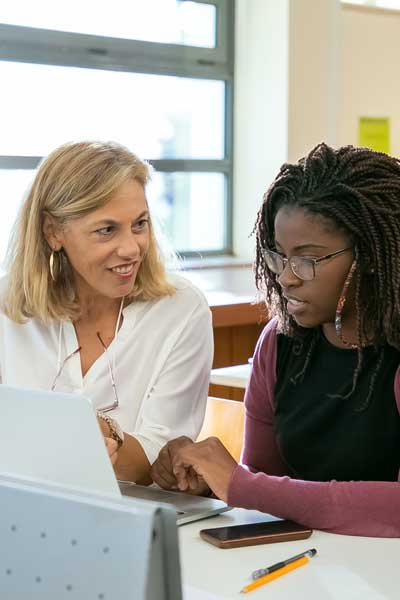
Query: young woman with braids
151 143 400 537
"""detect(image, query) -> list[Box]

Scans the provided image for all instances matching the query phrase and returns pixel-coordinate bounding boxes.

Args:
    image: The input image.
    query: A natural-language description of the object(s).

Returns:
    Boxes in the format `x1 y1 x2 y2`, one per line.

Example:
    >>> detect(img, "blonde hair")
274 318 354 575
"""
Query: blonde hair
3 140 176 323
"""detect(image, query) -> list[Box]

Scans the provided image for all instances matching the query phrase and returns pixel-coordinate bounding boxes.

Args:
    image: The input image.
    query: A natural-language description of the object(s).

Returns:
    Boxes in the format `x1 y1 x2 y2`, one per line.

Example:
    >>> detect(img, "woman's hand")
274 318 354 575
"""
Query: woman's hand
151 436 210 496
104 437 119 466
97 416 119 466
172 437 237 503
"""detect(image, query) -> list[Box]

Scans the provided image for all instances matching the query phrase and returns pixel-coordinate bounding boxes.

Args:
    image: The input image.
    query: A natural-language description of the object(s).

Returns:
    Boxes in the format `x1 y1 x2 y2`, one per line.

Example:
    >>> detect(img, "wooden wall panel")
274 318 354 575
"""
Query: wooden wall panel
183 267 268 402
209 322 265 401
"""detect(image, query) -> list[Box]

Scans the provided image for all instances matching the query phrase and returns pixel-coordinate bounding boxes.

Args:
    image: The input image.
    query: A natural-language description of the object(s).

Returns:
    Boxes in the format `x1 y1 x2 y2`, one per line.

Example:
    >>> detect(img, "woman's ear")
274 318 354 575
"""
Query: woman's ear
42 212 63 251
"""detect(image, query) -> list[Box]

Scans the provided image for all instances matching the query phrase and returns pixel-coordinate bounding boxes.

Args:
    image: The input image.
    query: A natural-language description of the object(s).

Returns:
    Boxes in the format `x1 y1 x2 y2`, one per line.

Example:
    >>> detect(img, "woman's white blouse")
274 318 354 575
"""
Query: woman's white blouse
0 274 213 463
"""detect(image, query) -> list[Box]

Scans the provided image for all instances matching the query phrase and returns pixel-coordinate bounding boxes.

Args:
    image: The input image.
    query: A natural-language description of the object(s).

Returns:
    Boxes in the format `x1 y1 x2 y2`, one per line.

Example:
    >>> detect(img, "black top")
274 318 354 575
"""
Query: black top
274 330 400 482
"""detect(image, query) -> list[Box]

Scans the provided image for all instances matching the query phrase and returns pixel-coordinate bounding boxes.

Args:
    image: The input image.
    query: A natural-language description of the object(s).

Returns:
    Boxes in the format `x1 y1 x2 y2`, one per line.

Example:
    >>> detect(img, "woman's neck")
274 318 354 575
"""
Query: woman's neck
322 322 354 349
76 294 122 326
322 315 373 349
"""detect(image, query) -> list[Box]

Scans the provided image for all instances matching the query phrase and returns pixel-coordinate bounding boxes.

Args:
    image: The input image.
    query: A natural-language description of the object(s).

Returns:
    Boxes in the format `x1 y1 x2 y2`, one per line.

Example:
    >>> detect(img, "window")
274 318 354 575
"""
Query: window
0 0 234 262
341 0 400 9
0 0 217 47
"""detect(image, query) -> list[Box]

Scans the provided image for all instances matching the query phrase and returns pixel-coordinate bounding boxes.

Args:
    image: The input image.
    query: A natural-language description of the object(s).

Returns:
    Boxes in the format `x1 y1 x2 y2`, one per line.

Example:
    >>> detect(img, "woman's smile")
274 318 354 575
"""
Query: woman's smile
108 261 139 281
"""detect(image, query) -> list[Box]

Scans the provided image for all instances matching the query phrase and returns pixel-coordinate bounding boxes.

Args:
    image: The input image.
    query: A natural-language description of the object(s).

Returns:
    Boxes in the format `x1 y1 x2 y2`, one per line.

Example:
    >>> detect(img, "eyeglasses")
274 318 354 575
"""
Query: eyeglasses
51 333 119 413
51 346 81 392
96 332 119 413
264 247 353 281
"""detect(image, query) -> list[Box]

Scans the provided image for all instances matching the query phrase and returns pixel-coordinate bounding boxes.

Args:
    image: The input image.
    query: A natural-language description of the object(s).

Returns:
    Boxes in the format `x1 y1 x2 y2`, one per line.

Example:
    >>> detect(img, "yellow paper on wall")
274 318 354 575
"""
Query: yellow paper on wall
358 117 390 154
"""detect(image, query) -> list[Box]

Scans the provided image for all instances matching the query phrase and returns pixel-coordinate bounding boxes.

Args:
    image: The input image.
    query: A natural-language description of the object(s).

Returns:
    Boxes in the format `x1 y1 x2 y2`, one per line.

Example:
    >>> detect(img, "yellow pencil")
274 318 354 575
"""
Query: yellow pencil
240 556 309 594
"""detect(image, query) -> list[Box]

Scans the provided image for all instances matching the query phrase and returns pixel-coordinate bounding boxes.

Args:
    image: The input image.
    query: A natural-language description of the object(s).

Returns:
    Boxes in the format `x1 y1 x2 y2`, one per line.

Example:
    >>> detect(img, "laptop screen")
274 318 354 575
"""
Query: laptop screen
0 385 120 496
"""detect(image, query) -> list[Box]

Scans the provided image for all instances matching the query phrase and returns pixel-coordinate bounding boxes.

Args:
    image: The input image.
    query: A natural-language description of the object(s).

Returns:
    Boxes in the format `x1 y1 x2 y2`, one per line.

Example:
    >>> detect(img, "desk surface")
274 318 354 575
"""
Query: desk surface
183 267 266 328
183 267 257 307
209 364 251 389
180 509 398 599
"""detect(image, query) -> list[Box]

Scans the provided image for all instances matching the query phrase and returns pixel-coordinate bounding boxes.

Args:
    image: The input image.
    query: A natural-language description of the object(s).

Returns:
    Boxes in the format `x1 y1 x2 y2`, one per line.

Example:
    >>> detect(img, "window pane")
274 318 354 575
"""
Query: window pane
0 170 226 266
0 170 35 269
148 172 226 252
0 0 216 48
0 62 225 160
341 0 400 6
376 0 400 9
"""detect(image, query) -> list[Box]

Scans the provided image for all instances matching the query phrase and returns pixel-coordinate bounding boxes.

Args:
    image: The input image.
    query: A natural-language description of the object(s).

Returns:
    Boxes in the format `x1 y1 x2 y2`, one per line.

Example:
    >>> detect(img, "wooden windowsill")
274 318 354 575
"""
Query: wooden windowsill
210 300 266 328
342 2 400 17
182 265 267 327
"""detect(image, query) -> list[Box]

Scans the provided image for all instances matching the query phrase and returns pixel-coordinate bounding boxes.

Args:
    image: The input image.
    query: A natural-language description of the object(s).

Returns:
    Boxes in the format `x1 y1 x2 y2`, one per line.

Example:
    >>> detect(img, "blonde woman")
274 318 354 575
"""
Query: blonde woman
0 141 213 484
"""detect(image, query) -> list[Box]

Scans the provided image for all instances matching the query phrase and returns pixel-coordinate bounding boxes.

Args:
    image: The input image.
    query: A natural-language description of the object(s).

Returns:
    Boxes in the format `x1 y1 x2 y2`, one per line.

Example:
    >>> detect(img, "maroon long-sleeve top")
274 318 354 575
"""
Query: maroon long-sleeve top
227 319 400 537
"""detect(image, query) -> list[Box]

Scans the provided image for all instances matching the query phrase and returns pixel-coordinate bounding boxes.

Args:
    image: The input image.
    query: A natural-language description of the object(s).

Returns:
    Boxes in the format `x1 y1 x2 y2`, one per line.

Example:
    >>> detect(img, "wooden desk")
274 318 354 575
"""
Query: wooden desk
183 265 265 327
181 508 398 599
183 267 267 401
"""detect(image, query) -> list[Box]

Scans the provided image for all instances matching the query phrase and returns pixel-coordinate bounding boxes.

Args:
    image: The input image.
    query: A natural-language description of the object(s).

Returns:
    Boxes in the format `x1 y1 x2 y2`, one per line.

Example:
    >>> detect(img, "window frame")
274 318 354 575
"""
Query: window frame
0 0 234 256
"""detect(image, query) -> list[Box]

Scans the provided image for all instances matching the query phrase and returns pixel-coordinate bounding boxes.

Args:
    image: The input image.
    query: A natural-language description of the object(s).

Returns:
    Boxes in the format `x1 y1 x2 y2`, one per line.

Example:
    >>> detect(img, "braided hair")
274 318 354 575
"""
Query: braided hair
254 143 400 408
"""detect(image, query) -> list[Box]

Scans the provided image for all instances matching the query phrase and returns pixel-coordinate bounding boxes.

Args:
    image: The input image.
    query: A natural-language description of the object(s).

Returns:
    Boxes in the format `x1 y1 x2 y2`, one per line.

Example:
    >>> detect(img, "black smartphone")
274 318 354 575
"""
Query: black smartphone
199 519 313 549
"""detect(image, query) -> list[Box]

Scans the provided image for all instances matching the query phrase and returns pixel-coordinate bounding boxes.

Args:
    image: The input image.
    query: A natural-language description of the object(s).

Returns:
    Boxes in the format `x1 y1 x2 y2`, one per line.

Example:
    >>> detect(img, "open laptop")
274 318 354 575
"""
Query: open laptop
0 385 230 525
118 480 229 525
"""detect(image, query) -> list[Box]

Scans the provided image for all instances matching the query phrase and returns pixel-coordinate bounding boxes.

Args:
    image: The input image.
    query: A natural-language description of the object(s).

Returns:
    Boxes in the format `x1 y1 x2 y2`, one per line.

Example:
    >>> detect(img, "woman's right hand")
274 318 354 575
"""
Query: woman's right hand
104 437 119 466
151 436 211 496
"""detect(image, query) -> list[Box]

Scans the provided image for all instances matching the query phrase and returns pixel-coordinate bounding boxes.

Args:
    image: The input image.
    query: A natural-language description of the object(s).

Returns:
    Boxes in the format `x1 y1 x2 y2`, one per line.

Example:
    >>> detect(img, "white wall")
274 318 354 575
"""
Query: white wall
288 0 340 162
233 0 289 262
233 1 400 260
233 0 340 260
339 5 400 155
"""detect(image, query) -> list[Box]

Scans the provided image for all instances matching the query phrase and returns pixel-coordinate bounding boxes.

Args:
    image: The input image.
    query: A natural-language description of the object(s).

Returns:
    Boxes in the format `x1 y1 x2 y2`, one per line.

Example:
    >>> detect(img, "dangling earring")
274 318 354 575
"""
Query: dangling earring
49 250 57 282
335 254 358 348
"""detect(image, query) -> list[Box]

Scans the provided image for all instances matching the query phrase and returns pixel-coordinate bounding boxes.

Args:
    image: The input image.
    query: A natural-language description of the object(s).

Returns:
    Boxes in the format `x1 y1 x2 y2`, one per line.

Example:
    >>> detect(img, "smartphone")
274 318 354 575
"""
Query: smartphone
199 519 312 549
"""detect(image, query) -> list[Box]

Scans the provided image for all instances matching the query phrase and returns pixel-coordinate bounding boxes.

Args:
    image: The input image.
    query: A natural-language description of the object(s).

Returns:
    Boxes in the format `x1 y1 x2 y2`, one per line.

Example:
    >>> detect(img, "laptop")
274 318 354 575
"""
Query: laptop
118 480 229 525
0 385 230 525
0 473 183 600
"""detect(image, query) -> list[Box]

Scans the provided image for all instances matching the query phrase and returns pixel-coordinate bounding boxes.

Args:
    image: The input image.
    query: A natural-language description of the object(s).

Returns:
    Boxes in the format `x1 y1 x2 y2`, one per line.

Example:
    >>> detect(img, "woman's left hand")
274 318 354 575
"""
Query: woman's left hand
97 416 119 466
172 437 237 503
104 437 119 466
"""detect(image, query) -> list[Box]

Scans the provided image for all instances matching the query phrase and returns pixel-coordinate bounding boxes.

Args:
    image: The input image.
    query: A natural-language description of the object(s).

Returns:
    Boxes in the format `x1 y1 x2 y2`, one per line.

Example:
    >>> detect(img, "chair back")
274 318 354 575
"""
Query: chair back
197 396 244 461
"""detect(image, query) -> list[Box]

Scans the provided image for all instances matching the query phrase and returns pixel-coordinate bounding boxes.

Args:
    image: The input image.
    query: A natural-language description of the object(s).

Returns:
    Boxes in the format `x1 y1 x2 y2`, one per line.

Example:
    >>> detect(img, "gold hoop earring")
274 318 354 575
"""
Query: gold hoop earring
49 250 57 282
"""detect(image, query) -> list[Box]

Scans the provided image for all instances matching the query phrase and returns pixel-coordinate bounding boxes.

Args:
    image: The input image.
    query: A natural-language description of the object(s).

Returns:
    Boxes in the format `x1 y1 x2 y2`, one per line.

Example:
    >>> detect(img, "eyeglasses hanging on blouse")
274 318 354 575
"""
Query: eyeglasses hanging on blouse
51 298 124 413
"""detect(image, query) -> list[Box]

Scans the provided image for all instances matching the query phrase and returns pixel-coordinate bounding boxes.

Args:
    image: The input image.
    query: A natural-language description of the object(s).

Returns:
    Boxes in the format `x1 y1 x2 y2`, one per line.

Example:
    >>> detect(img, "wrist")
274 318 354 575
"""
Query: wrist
98 416 112 437
97 413 124 448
